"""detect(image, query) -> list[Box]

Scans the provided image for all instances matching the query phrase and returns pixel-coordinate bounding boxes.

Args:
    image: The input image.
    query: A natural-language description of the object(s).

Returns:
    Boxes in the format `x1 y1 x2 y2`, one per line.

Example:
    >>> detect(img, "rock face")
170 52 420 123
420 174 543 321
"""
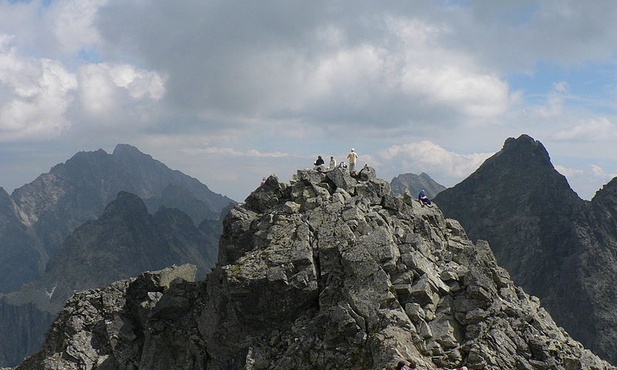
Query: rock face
390 172 446 199
17 264 203 370
17 167 614 369
434 134 617 364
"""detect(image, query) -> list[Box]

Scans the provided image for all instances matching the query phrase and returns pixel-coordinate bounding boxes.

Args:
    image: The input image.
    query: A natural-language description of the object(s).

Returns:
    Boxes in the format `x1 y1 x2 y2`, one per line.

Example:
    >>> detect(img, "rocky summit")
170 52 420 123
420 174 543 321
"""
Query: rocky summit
16 166 614 369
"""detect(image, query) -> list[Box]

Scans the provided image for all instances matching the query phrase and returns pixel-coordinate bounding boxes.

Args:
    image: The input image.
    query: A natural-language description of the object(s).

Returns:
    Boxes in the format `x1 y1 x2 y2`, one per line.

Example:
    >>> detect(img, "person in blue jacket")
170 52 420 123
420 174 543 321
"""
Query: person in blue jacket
418 189 432 206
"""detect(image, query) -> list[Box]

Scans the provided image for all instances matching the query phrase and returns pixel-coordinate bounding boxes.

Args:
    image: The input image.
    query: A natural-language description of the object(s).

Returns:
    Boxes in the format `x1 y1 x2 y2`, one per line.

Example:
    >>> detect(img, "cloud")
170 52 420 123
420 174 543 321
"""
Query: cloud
0 36 77 141
555 163 617 199
198 147 289 159
377 141 492 180
49 0 107 55
92 1 513 133
3 0 617 202
534 92 565 118
445 1 617 71
590 164 617 179
551 117 617 142
554 164 584 178
76 63 164 118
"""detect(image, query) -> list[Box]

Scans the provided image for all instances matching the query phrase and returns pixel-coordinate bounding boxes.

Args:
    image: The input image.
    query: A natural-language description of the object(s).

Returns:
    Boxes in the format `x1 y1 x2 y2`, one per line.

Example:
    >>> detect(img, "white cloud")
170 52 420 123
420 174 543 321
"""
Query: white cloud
108 64 165 100
0 37 77 140
554 164 583 178
92 4 513 131
378 141 492 179
590 164 617 179
50 0 108 54
76 63 165 125
557 163 617 200
553 81 569 93
551 117 617 142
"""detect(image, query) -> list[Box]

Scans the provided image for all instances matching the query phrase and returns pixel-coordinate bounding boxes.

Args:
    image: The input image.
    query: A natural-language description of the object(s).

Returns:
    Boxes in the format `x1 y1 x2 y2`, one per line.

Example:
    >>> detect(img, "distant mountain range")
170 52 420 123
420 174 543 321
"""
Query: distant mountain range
5 137 617 367
1 144 233 293
434 134 617 364
0 145 235 367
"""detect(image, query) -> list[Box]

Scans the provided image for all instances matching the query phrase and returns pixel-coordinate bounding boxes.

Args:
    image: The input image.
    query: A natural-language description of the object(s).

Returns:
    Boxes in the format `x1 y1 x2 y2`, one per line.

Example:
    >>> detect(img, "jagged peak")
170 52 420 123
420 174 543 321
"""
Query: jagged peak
493 134 552 167
448 135 578 203
18 164 613 369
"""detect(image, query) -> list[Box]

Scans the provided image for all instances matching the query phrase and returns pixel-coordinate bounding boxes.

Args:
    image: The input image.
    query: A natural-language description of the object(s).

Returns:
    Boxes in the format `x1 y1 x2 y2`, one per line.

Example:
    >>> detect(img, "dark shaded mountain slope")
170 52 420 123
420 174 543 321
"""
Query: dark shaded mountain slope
16 167 613 370
38 191 214 306
0 188 41 293
1 144 234 293
434 134 617 364
2 191 220 367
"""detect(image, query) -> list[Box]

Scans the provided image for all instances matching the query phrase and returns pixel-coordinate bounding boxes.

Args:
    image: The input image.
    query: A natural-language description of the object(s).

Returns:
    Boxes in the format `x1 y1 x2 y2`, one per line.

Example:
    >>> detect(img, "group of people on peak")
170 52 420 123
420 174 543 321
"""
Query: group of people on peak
396 360 467 370
314 148 359 173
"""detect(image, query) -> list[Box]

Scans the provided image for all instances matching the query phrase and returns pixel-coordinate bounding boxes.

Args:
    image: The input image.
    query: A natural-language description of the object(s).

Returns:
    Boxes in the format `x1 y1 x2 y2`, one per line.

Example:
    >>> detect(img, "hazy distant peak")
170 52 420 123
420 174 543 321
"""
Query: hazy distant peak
112 144 142 156
103 191 149 217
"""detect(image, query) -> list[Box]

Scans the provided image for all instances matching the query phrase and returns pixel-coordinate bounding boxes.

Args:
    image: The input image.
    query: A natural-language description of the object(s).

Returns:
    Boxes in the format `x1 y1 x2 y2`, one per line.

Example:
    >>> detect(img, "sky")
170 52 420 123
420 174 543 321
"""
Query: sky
2 0 617 202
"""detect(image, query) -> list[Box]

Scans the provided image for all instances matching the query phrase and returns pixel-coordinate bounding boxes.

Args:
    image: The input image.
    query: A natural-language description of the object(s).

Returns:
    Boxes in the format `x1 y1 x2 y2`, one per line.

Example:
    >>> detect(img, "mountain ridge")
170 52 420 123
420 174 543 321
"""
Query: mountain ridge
0 145 234 367
434 134 617 364
1 144 234 293
15 166 614 369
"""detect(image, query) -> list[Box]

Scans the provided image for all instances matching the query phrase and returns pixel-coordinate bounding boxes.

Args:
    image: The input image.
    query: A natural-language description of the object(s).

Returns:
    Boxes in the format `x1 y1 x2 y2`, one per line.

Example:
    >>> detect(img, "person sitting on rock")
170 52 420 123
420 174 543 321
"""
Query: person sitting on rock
418 189 432 206
329 156 336 169
314 155 325 171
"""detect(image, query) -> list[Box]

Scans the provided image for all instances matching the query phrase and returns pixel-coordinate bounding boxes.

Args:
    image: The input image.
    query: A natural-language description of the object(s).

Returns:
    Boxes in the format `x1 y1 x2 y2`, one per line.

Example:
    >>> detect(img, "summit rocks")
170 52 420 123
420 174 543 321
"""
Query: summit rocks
18 167 614 369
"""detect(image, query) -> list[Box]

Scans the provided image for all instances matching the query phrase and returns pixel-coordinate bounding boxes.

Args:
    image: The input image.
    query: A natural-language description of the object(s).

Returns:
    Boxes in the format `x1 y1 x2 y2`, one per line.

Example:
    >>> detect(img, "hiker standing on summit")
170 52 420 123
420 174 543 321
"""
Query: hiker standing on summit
347 148 358 174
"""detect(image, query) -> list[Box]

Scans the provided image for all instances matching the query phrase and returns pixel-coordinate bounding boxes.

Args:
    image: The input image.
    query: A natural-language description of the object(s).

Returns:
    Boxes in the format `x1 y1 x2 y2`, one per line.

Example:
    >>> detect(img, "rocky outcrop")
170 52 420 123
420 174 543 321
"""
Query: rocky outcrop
17 264 202 370
434 134 617 364
17 167 613 369
391 172 446 199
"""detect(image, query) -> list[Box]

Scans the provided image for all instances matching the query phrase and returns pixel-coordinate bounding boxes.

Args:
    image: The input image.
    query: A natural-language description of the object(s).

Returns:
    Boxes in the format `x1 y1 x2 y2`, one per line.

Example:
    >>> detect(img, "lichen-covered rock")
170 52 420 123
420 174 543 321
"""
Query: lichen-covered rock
17 265 202 370
17 167 616 370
